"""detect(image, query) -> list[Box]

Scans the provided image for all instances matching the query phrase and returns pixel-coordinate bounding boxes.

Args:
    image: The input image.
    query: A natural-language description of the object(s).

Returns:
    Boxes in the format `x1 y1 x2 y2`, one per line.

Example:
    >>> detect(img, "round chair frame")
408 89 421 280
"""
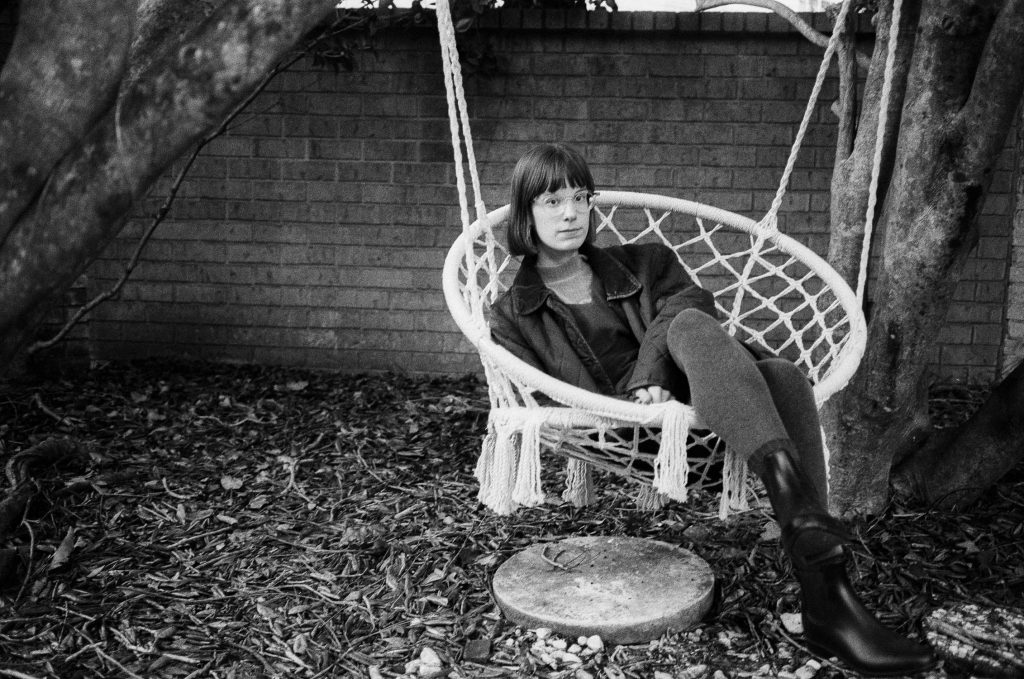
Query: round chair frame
443 191 867 518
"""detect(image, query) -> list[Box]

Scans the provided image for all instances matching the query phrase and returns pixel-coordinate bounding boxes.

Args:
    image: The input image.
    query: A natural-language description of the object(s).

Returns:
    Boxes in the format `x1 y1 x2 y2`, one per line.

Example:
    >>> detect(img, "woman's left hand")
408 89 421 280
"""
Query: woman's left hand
633 386 675 404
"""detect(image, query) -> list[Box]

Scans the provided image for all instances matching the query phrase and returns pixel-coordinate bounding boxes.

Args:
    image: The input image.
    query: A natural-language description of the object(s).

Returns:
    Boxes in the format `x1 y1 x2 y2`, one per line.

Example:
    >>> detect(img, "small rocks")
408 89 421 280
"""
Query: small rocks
776 660 821 679
678 664 709 679
527 628 605 670
462 638 491 663
795 659 821 679
404 646 444 678
759 522 782 542
779 612 804 635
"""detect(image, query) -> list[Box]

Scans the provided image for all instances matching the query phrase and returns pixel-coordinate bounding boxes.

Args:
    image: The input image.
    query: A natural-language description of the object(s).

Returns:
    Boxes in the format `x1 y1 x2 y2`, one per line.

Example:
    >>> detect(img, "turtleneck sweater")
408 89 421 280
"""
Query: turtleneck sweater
536 253 593 305
535 253 640 394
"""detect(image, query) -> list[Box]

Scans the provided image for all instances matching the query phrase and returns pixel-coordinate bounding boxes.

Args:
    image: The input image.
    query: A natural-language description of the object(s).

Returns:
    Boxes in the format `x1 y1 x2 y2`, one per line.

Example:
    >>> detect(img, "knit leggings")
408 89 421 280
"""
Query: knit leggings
667 308 827 500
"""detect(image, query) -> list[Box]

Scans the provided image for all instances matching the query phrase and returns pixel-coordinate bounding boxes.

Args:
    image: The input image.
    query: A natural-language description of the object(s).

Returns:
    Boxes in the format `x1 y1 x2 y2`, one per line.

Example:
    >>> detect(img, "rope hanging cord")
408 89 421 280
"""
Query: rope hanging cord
759 0 853 232
856 0 905 302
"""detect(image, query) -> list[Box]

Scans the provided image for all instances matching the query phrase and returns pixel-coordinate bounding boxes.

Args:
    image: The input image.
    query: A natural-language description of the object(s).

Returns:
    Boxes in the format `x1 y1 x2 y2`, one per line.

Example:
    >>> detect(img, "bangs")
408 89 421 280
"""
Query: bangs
522 146 594 198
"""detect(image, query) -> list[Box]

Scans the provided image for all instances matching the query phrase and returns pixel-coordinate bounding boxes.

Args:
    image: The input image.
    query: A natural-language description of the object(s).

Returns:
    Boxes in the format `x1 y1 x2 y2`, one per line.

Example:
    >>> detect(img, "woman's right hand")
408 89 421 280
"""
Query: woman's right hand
632 386 674 405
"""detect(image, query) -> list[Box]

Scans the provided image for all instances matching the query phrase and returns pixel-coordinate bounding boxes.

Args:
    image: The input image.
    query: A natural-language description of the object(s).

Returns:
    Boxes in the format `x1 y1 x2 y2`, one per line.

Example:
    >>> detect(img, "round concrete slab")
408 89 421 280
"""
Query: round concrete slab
492 536 714 645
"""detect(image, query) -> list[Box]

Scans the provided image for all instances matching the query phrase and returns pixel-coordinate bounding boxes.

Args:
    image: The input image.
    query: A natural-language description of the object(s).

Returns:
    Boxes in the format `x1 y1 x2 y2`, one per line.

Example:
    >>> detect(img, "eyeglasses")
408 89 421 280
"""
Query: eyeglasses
533 190 596 214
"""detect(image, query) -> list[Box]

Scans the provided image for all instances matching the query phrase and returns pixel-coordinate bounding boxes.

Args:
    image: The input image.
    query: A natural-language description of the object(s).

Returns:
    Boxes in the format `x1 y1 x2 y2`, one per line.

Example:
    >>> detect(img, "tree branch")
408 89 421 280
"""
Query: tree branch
958 0 1024 173
695 0 871 70
833 4 859 158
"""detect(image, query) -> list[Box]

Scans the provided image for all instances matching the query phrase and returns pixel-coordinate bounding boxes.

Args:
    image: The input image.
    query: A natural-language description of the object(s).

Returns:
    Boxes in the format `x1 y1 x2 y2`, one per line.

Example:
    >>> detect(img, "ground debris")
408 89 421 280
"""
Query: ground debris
0 360 1019 678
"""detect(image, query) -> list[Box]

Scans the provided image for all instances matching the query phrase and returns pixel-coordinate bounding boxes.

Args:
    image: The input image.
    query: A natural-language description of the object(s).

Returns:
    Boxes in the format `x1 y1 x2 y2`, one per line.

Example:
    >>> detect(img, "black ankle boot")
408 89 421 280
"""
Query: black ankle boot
756 450 937 676
797 561 937 677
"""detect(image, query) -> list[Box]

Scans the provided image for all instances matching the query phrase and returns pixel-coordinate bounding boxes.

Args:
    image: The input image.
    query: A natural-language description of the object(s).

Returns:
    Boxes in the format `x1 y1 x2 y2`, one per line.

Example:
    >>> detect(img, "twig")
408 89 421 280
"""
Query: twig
928 616 1024 650
0 670 43 679
161 477 197 500
30 394 70 427
183 660 215 679
224 639 279 677
15 518 35 603
92 645 146 679
60 641 103 663
26 49 305 356
539 544 587 572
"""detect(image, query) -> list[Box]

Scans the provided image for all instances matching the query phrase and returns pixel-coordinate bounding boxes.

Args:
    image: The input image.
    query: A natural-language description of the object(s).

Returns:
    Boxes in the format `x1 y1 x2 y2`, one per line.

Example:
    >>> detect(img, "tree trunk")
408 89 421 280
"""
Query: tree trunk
0 0 337 375
891 361 1024 508
0 0 135 246
822 0 1024 516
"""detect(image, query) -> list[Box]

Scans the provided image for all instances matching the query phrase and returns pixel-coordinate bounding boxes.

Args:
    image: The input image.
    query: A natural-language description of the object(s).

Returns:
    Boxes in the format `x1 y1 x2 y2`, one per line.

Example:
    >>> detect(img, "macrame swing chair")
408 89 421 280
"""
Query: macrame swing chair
438 0 889 519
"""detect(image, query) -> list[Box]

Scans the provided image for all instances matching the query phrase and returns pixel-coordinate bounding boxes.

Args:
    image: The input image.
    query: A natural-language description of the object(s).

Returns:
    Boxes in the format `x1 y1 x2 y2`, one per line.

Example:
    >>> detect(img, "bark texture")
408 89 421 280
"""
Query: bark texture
0 0 136 246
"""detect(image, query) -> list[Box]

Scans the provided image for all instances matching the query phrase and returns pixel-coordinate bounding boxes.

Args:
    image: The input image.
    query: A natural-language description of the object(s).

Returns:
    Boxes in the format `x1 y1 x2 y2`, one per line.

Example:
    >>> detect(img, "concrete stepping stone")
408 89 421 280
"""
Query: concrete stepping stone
492 535 714 645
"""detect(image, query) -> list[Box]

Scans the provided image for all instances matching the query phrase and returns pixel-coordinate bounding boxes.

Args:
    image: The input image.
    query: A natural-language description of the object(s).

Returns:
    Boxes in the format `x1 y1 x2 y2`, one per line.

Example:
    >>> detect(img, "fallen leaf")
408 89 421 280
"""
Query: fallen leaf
49 528 76 571
220 476 244 490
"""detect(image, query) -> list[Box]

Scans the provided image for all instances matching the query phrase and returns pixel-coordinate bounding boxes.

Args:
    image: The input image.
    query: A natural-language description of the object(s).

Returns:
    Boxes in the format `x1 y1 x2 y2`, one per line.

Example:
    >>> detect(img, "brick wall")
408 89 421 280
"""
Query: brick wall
84 10 1020 383
1006 119 1024 378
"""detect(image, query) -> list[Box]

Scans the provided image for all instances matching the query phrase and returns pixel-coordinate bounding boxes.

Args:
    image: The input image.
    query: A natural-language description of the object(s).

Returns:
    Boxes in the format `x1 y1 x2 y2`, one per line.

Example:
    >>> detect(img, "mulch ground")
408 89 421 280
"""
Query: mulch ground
0 360 1021 679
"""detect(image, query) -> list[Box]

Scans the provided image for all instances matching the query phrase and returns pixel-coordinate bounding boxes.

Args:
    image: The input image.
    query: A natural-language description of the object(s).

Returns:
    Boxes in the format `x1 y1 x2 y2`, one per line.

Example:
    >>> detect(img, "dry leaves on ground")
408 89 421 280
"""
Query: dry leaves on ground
0 360 1021 679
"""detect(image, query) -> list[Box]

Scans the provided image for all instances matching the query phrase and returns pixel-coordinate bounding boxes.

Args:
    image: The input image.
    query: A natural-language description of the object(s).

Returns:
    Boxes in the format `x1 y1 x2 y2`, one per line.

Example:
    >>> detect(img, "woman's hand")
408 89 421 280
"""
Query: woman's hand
632 386 675 405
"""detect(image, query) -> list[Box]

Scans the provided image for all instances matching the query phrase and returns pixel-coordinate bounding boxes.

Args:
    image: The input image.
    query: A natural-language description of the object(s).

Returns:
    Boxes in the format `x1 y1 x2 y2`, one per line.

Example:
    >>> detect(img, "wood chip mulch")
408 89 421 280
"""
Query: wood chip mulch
0 360 1021 679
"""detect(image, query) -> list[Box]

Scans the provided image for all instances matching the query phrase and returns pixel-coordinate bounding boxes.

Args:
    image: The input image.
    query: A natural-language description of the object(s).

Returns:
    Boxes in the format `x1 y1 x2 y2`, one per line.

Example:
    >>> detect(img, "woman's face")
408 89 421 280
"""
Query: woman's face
530 185 592 266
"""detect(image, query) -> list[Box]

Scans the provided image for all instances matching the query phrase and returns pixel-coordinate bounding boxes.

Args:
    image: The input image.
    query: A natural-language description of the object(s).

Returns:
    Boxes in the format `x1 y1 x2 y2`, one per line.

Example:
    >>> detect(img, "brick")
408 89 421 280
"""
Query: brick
630 12 654 32
338 161 392 182
418 141 455 163
239 116 283 137
306 139 358 161
204 136 253 157
700 147 757 168
307 116 339 138
255 138 306 159
229 158 280 180
564 8 588 30
281 160 336 181
190 157 228 178
588 8 610 29
721 13 746 33
171 200 226 220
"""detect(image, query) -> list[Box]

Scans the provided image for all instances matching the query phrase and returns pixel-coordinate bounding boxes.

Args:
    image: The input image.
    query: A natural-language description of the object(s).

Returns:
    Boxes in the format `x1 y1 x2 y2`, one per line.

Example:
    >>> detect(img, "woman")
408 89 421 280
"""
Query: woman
489 143 936 677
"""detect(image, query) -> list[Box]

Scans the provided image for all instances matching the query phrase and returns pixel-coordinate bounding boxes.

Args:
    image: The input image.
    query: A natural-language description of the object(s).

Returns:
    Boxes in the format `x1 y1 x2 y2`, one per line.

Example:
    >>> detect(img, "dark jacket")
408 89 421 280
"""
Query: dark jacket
490 241 718 399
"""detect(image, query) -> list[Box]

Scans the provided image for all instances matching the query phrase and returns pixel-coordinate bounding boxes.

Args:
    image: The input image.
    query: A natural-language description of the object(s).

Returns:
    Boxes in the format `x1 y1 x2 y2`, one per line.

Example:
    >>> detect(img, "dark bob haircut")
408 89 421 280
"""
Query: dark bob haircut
506 143 597 257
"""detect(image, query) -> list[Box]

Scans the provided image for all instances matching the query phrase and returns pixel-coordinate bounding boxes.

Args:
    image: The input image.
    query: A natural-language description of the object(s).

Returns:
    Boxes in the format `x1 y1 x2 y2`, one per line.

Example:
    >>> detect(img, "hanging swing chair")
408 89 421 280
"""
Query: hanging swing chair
437 0 873 518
